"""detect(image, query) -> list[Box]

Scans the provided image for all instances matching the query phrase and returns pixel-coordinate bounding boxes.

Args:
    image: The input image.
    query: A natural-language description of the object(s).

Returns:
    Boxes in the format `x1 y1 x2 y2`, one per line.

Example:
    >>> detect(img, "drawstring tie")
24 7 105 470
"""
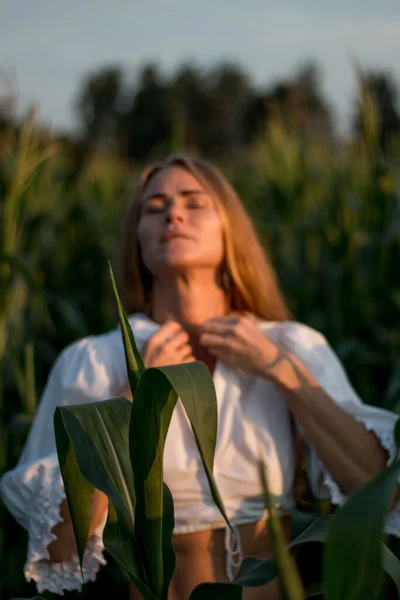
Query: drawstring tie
225 524 243 581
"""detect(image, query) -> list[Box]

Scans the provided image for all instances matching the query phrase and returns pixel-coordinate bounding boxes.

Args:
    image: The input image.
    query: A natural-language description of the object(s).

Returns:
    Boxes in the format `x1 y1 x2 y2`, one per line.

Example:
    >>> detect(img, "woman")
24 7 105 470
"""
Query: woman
1 155 399 600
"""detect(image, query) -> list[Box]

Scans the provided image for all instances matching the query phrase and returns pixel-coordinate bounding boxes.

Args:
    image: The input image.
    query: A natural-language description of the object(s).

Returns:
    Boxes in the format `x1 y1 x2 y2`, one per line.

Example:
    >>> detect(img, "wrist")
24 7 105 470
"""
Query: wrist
259 350 302 389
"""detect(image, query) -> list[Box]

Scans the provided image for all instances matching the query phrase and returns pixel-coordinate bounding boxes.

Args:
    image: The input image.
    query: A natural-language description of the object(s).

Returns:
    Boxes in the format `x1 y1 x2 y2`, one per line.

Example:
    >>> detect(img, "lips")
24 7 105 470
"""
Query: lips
161 230 193 243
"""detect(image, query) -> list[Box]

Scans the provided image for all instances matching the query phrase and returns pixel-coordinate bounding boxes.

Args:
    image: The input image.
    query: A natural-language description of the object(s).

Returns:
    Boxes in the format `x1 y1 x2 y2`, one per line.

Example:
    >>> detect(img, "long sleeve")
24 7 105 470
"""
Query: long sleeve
278 321 400 536
0 328 129 595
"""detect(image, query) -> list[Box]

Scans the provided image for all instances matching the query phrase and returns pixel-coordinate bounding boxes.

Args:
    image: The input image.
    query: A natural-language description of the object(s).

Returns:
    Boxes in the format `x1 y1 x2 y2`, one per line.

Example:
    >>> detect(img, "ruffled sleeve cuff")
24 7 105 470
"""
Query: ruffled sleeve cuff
277 321 400 538
307 416 400 537
1 454 107 595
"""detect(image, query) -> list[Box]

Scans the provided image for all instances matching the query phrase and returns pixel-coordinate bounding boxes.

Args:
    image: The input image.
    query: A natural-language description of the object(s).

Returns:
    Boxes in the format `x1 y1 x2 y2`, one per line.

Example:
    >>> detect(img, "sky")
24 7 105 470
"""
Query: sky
1 0 400 135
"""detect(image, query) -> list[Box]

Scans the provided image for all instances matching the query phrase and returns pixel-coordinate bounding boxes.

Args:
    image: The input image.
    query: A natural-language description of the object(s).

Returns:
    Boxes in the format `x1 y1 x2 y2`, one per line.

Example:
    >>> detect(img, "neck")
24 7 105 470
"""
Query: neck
151 273 227 330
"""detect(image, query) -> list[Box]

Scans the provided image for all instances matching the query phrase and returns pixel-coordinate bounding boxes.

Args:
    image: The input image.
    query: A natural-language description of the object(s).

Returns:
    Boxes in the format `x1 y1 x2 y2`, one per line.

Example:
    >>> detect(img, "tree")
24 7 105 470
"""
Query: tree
166 62 251 158
165 63 208 153
201 63 251 156
72 60 334 161
0 70 17 132
242 62 333 144
119 64 171 161
354 70 400 153
75 65 124 149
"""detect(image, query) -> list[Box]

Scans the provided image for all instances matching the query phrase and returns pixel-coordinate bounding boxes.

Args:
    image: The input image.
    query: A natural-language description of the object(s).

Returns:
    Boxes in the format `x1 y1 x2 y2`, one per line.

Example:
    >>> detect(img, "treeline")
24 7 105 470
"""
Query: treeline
71 61 400 163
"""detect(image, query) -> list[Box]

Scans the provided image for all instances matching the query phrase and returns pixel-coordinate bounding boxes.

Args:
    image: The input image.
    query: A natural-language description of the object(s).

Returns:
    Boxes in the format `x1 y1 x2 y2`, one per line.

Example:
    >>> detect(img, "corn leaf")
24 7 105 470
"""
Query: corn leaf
260 462 305 600
0 253 41 294
323 418 400 600
54 268 231 599
130 362 231 599
232 515 329 589
155 363 230 527
54 398 155 599
53 408 95 571
222 512 400 595
188 515 330 599
128 371 177 598
108 261 145 394
382 544 400 592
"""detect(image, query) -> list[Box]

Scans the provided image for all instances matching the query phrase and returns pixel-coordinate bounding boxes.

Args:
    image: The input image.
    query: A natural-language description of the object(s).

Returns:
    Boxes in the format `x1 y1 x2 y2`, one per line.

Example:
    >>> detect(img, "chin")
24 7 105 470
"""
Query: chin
159 260 196 272
152 257 207 274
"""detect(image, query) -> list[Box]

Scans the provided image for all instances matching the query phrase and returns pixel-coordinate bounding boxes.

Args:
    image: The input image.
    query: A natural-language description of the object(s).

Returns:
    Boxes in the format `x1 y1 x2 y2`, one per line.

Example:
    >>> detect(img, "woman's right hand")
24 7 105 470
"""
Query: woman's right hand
142 321 196 368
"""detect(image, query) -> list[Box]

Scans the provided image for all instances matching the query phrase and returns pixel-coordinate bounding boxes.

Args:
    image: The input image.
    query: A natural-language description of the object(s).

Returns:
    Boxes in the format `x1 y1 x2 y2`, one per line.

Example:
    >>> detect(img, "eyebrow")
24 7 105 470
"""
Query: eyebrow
143 189 209 202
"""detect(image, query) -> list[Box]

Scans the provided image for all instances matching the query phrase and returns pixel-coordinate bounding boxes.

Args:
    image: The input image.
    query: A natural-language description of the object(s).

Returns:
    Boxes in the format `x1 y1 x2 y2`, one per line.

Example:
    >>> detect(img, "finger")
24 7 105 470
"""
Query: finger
181 354 196 364
158 320 183 338
200 332 232 349
202 316 239 328
148 321 182 347
165 330 190 351
156 335 191 364
156 341 192 364
200 321 234 338
176 344 195 361
206 345 235 364
206 346 224 358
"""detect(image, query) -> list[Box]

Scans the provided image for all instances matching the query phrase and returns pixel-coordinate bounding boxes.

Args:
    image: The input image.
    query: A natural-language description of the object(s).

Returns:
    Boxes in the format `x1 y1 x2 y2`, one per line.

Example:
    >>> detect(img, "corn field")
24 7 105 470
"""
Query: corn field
0 101 399 599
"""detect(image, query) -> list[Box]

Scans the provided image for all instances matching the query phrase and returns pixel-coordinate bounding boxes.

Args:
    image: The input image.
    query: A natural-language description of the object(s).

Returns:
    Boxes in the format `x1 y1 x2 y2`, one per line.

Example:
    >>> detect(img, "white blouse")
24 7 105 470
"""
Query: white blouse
1 313 399 595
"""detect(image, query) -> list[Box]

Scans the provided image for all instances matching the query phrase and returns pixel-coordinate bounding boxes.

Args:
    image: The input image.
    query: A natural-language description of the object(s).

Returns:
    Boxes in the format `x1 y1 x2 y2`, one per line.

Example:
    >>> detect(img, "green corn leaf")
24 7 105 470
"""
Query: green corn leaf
229 512 400 595
233 515 330 588
323 418 400 600
382 544 400 593
108 261 145 394
54 361 229 600
259 462 305 600
54 267 231 599
129 370 177 598
233 556 279 588
54 398 155 599
157 363 230 527
188 514 330 600
54 408 95 573
0 253 41 294
130 362 231 599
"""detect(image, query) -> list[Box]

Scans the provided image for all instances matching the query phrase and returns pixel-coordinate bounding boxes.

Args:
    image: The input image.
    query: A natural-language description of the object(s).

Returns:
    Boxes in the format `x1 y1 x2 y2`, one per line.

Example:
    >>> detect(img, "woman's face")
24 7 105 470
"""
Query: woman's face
137 166 225 277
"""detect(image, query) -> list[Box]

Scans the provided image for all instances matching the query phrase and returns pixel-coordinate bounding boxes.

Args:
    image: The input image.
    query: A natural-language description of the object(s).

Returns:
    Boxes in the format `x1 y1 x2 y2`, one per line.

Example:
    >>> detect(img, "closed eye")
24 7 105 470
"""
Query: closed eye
144 205 165 214
187 199 207 209
142 199 166 214
185 193 210 209
141 190 211 214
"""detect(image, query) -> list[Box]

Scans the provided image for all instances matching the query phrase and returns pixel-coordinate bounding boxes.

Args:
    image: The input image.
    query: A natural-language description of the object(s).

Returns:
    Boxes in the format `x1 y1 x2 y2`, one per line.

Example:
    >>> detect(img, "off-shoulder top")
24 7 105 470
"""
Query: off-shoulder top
1 313 399 595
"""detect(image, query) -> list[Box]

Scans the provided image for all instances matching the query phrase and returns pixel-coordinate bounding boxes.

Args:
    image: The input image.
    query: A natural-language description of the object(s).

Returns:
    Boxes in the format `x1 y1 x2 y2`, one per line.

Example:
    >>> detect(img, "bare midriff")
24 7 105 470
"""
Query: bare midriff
129 516 292 600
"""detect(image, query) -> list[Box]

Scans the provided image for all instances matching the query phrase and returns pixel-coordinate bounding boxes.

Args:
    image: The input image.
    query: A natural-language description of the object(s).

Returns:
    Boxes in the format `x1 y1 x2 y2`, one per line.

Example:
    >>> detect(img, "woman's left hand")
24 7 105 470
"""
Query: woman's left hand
200 314 285 378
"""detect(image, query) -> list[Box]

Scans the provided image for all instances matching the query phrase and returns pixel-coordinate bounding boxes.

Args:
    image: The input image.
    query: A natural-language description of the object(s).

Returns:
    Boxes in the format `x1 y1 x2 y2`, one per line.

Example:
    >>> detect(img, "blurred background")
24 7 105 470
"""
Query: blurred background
1 1 400 598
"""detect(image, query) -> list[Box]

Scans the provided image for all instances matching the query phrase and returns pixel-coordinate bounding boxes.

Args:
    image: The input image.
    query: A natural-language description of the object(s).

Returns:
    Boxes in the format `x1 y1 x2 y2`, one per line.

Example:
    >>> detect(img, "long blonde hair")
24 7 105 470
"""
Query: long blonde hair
120 154 291 322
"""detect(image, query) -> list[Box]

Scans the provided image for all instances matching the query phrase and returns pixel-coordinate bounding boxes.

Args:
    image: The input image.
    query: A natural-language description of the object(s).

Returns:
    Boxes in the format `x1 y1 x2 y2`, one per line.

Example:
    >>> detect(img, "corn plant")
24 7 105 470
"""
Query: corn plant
0 111 57 433
42 265 306 600
2 89 400 598
12 265 400 600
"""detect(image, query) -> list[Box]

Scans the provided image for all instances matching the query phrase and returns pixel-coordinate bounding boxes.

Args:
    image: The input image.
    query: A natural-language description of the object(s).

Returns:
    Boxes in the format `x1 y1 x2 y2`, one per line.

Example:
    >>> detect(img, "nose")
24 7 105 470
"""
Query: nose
166 200 184 223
